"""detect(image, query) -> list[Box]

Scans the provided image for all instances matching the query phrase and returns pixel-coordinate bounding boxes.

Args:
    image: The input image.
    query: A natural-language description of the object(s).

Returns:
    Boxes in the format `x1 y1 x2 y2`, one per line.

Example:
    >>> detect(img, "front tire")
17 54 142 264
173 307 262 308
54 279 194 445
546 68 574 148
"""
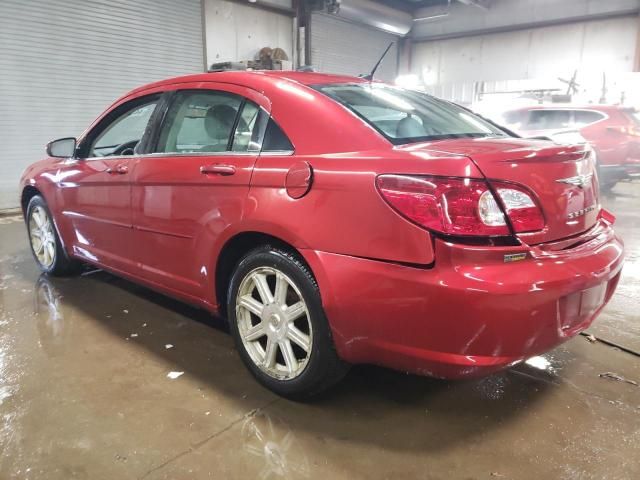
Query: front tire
227 246 349 399
26 195 80 276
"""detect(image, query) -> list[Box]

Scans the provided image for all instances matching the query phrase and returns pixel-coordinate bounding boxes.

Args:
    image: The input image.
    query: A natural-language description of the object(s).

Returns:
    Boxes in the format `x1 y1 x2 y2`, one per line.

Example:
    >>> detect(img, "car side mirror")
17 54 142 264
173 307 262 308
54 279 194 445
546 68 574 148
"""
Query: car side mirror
46 137 77 158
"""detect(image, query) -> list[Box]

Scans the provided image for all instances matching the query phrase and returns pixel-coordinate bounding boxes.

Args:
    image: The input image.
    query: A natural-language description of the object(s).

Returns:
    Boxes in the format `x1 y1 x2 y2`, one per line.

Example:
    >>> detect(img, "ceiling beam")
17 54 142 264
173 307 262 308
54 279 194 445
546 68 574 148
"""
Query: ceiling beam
412 7 640 42
222 0 296 17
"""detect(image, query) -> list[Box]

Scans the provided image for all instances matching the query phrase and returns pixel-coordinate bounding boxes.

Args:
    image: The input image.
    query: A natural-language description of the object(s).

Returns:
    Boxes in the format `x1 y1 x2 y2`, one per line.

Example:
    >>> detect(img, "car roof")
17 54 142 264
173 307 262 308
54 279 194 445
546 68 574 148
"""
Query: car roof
257 70 369 85
127 70 368 97
114 70 391 156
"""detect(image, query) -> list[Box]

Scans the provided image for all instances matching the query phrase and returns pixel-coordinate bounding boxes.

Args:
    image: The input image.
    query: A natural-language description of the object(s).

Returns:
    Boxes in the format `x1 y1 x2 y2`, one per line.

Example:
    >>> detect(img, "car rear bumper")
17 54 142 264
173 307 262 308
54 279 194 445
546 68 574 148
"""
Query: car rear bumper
302 219 624 379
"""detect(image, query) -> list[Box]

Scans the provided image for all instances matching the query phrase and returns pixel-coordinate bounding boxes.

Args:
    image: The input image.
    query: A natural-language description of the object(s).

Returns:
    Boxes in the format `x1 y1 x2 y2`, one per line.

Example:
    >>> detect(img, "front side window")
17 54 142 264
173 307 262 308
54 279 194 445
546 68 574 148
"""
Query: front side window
314 83 507 144
157 90 262 154
89 98 158 157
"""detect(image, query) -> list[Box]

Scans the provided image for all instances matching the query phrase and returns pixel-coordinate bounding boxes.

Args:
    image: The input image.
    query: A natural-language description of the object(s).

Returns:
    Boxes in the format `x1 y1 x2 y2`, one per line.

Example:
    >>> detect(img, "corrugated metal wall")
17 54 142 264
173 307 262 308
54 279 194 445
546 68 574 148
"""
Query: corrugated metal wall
310 13 398 82
0 0 204 210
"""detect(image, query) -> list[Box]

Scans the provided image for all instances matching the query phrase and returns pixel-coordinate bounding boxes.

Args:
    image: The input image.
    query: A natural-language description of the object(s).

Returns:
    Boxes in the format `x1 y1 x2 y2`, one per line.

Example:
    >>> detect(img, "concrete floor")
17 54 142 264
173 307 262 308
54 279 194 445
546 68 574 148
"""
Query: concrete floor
1 184 639 480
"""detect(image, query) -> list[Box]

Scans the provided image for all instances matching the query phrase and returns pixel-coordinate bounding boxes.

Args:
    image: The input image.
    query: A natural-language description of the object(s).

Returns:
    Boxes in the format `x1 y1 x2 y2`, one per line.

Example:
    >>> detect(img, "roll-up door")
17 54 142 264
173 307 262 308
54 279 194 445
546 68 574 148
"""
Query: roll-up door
0 0 204 210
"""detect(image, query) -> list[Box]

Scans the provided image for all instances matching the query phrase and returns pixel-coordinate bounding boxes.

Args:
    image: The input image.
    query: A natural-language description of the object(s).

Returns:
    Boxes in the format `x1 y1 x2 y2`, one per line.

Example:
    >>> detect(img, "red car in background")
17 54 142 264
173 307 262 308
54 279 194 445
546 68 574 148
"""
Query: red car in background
501 105 640 190
20 71 623 398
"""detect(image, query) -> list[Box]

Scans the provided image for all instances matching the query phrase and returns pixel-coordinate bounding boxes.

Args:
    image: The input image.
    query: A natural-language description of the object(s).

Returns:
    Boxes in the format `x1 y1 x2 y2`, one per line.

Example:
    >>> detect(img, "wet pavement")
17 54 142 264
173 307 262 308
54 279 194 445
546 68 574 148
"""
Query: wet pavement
591 182 640 353
1 184 639 480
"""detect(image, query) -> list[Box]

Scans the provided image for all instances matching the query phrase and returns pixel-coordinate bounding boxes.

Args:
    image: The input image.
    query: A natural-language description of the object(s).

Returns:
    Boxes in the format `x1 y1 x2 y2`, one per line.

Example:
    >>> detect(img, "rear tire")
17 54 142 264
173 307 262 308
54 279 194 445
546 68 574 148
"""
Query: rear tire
227 246 349 399
26 195 81 276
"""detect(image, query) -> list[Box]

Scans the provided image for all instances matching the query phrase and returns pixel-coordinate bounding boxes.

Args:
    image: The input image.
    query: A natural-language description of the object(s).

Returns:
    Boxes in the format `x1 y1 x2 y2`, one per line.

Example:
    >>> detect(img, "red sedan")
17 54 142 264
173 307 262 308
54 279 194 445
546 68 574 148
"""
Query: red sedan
20 71 624 398
502 105 640 190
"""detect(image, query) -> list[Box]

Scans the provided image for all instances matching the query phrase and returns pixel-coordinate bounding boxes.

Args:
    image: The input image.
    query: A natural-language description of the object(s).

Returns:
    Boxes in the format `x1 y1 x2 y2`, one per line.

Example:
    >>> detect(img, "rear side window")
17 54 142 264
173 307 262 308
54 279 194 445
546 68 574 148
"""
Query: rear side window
574 110 606 127
156 90 245 153
262 119 293 152
526 110 571 130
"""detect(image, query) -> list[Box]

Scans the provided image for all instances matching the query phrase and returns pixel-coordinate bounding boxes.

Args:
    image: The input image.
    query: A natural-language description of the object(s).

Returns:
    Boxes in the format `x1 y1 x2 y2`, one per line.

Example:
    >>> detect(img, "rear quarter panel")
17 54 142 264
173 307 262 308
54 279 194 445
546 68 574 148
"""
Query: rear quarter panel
235 78 484 265
244 148 484 265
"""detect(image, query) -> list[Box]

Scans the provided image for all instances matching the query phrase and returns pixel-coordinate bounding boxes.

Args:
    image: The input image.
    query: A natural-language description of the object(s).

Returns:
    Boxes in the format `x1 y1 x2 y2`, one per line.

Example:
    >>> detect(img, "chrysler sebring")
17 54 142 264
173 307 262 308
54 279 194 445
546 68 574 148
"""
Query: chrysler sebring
20 71 624 397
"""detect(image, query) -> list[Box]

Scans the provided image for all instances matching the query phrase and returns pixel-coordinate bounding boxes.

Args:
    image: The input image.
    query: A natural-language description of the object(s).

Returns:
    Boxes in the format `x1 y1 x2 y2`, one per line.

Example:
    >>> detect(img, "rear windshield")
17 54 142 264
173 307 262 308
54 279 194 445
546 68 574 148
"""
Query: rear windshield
314 83 508 144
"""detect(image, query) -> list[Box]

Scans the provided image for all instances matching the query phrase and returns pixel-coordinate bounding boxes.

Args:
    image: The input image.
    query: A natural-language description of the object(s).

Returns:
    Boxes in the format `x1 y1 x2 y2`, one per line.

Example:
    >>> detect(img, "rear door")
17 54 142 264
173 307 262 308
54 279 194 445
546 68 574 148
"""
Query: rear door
131 83 269 299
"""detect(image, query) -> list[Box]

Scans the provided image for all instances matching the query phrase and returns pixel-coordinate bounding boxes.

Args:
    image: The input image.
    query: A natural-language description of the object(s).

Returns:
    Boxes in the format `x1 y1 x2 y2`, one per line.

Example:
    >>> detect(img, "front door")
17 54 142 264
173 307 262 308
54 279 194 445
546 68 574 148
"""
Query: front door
60 95 160 273
131 84 269 300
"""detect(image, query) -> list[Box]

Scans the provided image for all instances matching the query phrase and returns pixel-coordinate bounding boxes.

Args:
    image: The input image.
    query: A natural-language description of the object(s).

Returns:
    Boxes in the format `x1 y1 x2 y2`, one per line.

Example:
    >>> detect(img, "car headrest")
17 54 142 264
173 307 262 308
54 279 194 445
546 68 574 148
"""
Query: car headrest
204 104 238 140
396 115 425 138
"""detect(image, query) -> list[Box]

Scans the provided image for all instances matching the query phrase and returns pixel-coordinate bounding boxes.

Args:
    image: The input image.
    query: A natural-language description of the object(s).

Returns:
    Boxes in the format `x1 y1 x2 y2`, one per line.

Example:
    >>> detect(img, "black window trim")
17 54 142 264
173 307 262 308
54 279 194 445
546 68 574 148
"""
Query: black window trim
145 90 175 155
228 98 247 151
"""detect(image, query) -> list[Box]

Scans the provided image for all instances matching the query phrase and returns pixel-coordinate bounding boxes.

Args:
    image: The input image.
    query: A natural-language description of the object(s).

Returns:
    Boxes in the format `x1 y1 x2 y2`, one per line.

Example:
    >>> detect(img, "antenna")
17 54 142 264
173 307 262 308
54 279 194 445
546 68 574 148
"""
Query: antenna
362 42 394 81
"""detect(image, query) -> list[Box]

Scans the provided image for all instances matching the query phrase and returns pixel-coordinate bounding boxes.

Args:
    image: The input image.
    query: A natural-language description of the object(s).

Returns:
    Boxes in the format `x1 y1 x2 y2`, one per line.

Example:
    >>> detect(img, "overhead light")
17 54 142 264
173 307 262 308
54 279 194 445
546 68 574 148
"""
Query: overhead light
395 74 420 89
422 68 437 86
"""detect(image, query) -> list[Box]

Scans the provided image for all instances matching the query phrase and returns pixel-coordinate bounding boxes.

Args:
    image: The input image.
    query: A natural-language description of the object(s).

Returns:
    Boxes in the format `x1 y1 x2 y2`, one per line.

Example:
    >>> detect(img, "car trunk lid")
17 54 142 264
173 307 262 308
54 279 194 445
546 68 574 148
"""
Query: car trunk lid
397 137 599 244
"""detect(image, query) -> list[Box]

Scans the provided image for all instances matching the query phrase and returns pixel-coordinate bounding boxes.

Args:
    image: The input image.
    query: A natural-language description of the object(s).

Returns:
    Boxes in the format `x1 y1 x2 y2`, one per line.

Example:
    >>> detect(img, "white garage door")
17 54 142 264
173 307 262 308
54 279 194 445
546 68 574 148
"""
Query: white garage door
0 0 204 211
310 13 398 82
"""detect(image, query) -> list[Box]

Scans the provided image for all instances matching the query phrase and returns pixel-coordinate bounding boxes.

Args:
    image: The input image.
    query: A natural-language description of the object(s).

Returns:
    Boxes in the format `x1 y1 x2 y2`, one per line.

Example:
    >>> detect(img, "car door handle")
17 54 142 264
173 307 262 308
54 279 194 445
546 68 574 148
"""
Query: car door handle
200 164 236 176
105 165 128 174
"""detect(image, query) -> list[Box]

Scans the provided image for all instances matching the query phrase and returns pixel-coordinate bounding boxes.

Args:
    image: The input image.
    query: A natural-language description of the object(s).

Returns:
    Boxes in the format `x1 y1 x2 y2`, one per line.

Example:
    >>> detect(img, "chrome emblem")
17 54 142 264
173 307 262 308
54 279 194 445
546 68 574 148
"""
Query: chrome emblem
556 173 593 188
567 205 596 220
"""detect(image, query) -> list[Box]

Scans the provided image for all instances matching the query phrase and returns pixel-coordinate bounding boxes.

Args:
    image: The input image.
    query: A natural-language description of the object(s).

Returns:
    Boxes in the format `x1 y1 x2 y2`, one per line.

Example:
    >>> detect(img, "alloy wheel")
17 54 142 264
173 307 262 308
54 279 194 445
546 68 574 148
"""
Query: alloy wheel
29 206 56 268
235 267 313 380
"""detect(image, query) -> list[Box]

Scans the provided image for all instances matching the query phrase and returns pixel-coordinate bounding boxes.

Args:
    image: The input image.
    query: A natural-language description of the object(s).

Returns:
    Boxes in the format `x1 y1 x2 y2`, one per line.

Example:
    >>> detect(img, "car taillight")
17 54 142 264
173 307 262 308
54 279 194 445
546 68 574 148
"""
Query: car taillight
599 208 616 225
376 175 544 237
491 182 546 233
